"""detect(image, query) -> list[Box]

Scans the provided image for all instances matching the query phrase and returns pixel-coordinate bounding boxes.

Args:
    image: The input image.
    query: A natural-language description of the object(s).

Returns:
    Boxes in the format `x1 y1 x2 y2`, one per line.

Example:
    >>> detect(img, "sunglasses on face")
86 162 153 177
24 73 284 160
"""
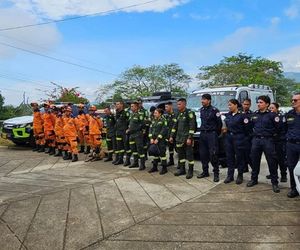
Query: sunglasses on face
292 99 300 102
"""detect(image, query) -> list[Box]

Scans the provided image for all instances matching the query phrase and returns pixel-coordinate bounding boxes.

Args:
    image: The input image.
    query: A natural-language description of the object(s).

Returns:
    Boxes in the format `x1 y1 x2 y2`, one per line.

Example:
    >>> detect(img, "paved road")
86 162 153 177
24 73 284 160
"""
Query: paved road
0 146 299 250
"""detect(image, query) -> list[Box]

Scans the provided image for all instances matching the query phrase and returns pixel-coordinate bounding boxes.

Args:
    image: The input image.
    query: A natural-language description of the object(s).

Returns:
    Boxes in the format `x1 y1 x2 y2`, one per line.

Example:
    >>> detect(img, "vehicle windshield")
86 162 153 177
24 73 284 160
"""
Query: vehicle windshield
187 91 237 112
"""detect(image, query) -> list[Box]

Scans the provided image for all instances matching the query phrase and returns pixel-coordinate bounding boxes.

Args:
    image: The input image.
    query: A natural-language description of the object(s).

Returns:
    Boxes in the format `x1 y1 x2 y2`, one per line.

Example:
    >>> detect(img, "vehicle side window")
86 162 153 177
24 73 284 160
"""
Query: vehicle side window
238 91 248 103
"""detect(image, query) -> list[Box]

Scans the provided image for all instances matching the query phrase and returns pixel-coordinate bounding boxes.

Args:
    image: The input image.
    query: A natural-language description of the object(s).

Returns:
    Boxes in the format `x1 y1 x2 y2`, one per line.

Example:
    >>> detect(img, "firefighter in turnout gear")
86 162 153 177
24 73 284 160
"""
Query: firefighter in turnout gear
103 106 116 162
127 101 146 170
76 103 90 154
31 101 45 152
164 102 177 166
63 106 79 162
170 98 196 179
86 105 103 162
53 106 65 157
148 108 169 175
114 101 130 165
43 103 56 155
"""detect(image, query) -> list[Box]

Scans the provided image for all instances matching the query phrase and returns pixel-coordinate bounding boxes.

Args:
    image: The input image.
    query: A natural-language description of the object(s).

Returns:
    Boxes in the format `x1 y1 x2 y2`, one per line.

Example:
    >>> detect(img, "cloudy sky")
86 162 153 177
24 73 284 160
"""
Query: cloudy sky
0 0 300 105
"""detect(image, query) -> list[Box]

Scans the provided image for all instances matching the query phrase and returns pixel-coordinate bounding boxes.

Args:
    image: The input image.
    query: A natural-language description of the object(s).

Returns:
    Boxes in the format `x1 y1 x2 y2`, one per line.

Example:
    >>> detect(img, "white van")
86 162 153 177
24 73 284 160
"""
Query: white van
187 84 274 113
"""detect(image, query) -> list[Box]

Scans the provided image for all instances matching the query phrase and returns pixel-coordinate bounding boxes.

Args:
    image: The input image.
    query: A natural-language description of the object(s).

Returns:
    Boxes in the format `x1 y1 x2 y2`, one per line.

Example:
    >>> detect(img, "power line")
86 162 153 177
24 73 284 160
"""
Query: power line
0 0 159 32
0 41 118 76
0 33 109 70
0 73 52 89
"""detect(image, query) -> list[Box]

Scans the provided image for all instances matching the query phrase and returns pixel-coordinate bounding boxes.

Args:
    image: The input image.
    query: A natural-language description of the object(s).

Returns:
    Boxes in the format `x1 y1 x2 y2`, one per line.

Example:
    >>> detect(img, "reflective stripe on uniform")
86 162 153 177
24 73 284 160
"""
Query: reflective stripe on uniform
179 159 186 163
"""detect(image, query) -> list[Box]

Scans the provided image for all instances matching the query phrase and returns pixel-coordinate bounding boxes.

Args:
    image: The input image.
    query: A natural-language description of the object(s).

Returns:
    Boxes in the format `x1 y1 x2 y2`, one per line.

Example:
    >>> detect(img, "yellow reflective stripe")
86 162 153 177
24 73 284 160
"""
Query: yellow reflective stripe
106 138 112 141
115 150 119 153
126 150 132 153
119 150 125 153
188 161 195 165
158 134 163 139
161 157 167 160
153 157 159 160
171 129 176 132
132 152 138 155
176 143 183 147
116 137 123 141
148 134 152 138
179 159 186 163
108 150 114 153
189 130 194 134
139 154 145 158
129 141 136 145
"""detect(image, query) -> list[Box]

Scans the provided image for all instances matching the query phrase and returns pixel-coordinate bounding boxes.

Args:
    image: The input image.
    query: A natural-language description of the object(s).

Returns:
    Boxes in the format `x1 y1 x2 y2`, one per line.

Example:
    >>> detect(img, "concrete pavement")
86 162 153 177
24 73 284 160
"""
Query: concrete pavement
0 146 299 250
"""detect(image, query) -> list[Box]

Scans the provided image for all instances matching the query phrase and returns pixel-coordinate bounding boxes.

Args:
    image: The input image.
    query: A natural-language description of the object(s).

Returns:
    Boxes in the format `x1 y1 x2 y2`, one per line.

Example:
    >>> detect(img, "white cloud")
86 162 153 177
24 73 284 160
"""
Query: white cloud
269 45 300 72
270 17 281 26
9 0 189 19
0 6 61 58
285 0 300 19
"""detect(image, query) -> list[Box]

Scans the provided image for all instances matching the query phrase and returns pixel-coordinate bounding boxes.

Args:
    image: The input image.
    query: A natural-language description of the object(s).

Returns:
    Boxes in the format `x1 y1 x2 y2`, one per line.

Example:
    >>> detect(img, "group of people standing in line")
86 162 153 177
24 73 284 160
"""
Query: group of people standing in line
31 92 300 198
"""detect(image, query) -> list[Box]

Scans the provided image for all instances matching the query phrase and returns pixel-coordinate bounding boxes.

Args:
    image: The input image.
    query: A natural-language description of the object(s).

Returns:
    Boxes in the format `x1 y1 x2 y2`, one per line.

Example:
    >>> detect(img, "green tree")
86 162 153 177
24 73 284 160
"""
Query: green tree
102 64 191 100
197 53 299 105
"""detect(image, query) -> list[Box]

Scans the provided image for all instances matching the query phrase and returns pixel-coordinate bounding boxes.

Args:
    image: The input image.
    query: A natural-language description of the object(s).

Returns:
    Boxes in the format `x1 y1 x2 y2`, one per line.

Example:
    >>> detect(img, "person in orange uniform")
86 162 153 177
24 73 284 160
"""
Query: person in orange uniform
63 106 79 162
76 103 90 154
86 105 103 162
31 101 45 152
53 106 66 157
43 103 56 155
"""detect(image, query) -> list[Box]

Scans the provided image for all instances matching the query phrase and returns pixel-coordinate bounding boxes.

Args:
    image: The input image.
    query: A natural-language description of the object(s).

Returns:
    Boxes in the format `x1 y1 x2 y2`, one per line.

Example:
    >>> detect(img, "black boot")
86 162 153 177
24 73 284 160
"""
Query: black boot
54 149 63 157
38 145 45 152
236 174 243 185
104 153 113 162
287 189 299 198
148 161 158 173
68 152 72 160
114 154 124 165
71 154 78 162
174 166 186 176
167 154 174 166
129 155 139 168
123 155 131 166
84 146 91 154
159 165 168 175
139 158 146 171
272 184 280 193
63 151 69 160
112 154 119 164
79 145 85 153
32 145 39 151
186 166 194 179
224 176 234 184
44 147 50 154
280 175 287 183
197 171 209 178
49 147 55 155
213 173 220 182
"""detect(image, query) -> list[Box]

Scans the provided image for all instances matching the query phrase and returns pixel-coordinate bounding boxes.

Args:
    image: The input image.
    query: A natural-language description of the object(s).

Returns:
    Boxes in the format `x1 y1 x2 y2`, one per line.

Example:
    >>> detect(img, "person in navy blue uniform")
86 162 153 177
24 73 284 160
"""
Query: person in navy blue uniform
224 99 251 185
286 93 300 198
197 94 223 182
266 103 287 182
247 95 280 193
242 99 253 173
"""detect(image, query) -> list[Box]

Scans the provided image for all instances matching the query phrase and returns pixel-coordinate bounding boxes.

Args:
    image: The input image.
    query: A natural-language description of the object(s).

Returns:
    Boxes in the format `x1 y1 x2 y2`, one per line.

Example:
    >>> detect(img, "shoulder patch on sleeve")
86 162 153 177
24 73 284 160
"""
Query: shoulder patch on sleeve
216 112 221 117
243 118 249 124
189 112 194 119
275 116 280 122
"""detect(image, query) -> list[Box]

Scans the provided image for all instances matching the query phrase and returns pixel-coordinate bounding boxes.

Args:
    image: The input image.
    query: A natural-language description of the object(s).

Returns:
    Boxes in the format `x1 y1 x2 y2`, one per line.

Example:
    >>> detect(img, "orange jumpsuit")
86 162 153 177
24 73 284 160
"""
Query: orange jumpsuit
88 115 103 150
76 113 90 146
43 112 56 147
33 110 45 145
54 115 66 151
63 116 78 155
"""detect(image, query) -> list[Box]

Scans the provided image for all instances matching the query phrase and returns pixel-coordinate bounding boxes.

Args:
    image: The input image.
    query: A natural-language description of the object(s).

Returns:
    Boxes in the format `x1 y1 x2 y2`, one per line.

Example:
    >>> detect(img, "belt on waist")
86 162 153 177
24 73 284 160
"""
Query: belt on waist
228 132 244 136
254 135 273 139
287 139 300 144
